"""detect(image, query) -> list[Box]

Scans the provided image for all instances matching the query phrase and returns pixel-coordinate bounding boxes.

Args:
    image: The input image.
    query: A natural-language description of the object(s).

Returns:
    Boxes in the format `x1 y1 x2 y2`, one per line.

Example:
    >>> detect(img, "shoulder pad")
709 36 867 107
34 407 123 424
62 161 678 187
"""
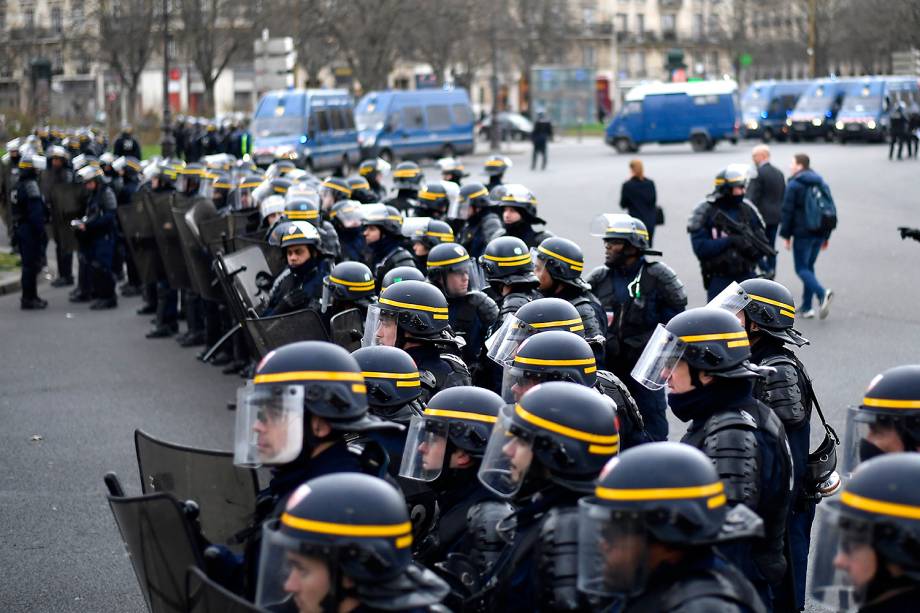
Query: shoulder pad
470 291 499 322
101 187 118 210
24 181 42 199
467 501 516 574
439 352 470 372
687 201 712 232
585 265 608 286
536 506 582 611
700 419 761 508
755 355 808 427
703 409 758 436
741 200 766 228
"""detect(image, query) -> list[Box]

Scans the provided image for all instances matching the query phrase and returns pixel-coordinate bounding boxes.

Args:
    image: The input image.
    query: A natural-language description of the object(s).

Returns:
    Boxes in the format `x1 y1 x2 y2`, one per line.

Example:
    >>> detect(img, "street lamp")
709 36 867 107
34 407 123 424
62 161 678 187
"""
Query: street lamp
160 0 175 158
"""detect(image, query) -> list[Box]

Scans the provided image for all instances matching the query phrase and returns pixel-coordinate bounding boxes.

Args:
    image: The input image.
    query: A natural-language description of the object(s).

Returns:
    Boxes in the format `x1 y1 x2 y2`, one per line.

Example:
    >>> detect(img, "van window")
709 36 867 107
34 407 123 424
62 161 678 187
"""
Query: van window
451 104 474 125
315 109 331 132
401 106 425 129
692 95 719 106
330 107 346 131
426 105 452 130
342 108 356 130
622 101 642 115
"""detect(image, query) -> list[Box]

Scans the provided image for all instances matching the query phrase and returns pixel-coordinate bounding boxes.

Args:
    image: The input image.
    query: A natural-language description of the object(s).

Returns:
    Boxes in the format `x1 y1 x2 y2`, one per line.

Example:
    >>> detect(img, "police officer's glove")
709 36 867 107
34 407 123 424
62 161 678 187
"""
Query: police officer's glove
254 270 274 293
278 288 308 313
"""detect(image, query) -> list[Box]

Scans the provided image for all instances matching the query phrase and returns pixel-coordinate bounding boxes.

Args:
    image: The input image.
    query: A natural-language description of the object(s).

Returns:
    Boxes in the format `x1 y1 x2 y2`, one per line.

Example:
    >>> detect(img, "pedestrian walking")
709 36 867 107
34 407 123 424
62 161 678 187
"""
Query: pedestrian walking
780 153 835 319
889 104 909 161
531 111 553 170
618 159 659 246
747 144 785 278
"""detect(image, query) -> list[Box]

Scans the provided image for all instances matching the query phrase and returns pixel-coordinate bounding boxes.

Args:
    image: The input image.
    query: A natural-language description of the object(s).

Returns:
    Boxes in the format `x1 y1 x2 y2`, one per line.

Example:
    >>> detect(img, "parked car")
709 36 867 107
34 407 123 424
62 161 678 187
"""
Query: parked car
478 112 534 141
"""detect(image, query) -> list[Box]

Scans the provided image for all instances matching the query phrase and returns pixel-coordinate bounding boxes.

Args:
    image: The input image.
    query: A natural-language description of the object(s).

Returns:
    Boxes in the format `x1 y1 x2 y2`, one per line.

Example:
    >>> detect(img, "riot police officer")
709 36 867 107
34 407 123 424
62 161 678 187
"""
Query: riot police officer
577 442 767 613
406 217 454 275
221 341 399 598
689 166 770 300
474 381 619 612
841 364 920 474
533 236 607 361
113 156 143 296
346 175 376 204
386 161 423 214
320 260 376 323
143 162 181 336
480 235 541 319
46 146 76 288
284 194 340 260
319 176 352 212
74 165 118 309
632 307 793 609
399 386 504 566
363 279 471 402
263 221 330 316
486 296 592 368
810 453 920 612
426 242 498 379
494 184 553 248
483 154 511 189
456 182 502 258
720 278 826 610
415 181 457 220
255 474 449 612
361 203 417 292
437 156 467 185
502 330 648 449
381 265 425 292
587 213 686 442
113 124 141 158
329 200 365 263
358 157 391 201
13 154 48 310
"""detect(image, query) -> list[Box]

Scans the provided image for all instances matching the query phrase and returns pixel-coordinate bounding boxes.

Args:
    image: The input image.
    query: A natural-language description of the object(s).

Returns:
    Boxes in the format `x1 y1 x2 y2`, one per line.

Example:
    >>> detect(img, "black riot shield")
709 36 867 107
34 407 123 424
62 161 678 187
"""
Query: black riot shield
173 199 223 302
119 194 164 286
243 308 329 359
185 567 264 613
134 430 259 553
200 211 260 255
106 481 205 613
215 245 274 321
329 308 365 352
235 234 286 277
49 182 85 253
146 191 193 290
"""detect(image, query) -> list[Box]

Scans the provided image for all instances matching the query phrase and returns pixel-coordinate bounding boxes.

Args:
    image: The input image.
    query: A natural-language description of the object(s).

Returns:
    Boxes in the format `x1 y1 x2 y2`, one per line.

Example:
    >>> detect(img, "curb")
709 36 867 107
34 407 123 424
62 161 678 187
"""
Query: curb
0 272 20 296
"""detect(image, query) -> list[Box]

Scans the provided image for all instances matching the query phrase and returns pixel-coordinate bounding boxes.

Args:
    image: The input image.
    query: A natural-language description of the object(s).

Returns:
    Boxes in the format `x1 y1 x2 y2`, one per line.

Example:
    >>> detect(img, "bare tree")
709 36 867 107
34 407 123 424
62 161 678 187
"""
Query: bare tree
401 0 475 84
96 0 157 123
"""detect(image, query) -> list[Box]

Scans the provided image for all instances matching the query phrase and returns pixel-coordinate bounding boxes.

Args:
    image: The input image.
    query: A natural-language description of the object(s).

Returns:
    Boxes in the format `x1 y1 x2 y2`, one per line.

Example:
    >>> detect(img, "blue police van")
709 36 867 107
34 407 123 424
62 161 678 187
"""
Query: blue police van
251 89 361 173
604 80 740 153
740 80 811 141
833 76 920 142
786 78 860 141
354 88 476 162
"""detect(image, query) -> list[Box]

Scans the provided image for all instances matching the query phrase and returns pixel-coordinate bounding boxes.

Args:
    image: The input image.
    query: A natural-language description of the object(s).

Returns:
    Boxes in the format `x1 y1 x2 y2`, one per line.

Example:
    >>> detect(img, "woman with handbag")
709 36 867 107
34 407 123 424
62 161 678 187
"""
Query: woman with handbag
619 158 661 246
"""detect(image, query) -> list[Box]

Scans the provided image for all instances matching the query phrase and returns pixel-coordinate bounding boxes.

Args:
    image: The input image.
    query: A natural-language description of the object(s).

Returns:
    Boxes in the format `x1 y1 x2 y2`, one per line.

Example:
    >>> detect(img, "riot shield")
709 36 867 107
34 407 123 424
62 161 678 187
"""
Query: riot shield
173 199 223 302
243 308 329 359
49 182 84 253
118 194 163 286
235 234 286 277
135 430 259 553
215 245 274 320
145 191 192 290
106 485 205 613
329 308 365 352
198 214 233 256
186 567 264 613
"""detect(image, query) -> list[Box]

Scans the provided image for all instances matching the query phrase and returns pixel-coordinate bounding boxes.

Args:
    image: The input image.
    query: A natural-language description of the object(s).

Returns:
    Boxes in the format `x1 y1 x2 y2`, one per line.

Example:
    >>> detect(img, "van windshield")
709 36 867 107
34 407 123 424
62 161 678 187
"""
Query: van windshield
841 93 881 114
796 92 832 113
355 96 387 131
253 93 306 137
742 88 767 115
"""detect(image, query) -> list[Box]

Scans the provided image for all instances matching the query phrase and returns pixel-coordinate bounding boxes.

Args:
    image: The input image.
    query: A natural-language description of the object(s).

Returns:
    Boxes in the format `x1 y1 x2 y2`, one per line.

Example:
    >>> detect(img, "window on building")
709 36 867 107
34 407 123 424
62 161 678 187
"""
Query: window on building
619 51 631 78
583 45 596 67
23 7 34 28
693 13 703 38
0 2 6 30
51 6 63 32
71 6 83 26
710 51 720 73
635 51 646 77
635 14 644 35
661 14 676 38
616 13 627 32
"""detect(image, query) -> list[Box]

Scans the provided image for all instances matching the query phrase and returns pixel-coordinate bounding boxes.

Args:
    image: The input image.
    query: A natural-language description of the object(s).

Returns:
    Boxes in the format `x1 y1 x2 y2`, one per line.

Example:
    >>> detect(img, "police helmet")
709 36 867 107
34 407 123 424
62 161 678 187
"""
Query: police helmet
259 194 286 221
18 153 47 173
484 154 512 177
400 387 504 482
48 145 69 162
505 330 598 399
479 381 618 498
405 218 455 250
738 278 810 347
577 442 745 598
359 157 391 179
459 182 493 211
252 177 293 208
76 164 103 183
277 220 321 250
426 243 481 297
436 157 467 183
352 345 423 414
589 213 653 252
392 161 423 191
364 280 450 345
113 156 141 175
842 365 920 475
99 152 116 167
381 266 425 291
347 176 375 204
321 176 352 203
283 197 322 226
480 236 538 286
416 181 457 218
710 164 749 199
361 203 403 236
495 183 544 224
322 261 377 311
533 236 590 290
329 200 364 231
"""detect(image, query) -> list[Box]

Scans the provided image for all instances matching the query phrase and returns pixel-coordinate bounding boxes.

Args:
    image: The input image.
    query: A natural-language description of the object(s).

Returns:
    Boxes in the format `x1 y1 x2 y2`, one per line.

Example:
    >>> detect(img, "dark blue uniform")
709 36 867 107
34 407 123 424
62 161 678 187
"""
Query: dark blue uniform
80 183 118 304
13 175 47 306
263 257 330 316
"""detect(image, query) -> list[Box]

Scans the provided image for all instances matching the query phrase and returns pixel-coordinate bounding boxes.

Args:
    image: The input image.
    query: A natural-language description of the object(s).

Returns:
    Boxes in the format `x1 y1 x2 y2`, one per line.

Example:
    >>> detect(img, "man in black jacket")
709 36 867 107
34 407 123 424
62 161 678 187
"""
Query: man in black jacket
531 111 553 171
747 145 785 278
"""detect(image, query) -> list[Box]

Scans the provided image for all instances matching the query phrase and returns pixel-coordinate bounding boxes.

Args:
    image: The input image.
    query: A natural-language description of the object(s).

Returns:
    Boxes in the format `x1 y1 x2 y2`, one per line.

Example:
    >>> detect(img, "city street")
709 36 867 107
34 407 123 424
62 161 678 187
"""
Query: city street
2 137 919 611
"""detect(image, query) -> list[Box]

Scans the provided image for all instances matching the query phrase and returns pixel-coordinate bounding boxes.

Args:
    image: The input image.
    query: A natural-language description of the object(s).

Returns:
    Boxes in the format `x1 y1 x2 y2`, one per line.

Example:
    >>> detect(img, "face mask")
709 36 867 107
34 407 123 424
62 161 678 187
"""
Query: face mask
729 194 745 206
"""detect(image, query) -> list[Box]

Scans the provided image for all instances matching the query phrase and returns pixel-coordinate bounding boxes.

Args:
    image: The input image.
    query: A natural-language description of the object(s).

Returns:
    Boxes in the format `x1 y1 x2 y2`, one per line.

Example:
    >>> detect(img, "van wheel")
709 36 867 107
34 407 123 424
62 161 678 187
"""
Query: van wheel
614 138 632 154
690 134 710 152
339 156 352 176
379 149 394 165
441 144 455 158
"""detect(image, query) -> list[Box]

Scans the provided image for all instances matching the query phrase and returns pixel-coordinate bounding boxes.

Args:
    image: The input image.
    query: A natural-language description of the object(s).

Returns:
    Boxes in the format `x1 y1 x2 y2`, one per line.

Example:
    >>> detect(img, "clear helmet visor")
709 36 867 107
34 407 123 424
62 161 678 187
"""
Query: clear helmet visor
576 499 650 598
331 203 363 229
589 213 633 238
320 278 335 313
500 366 543 404
251 180 274 208
485 315 532 368
431 258 486 297
255 521 327 610
30 155 47 171
630 324 686 390
401 216 433 240
706 281 752 315
809 503 870 612
448 195 472 221
361 304 399 348
398 414 450 482
840 407 913 477
234 383 305 467
285 186 319 206
477 407 533 498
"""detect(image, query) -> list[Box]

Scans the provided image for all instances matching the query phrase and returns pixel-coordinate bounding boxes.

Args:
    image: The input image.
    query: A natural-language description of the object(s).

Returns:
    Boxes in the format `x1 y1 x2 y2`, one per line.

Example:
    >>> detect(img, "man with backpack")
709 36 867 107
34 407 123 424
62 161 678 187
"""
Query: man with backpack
780 153 836 319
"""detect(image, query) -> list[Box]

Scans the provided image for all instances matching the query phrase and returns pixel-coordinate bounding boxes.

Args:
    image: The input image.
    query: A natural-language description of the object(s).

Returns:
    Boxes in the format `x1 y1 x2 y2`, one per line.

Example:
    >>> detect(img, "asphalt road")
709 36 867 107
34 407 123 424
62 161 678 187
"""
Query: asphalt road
1 137 917 612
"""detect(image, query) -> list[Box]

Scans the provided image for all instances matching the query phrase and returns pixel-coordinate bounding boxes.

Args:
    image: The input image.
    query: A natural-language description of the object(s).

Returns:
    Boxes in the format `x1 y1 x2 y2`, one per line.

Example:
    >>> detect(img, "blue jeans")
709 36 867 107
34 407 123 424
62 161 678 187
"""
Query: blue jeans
792 235 826 310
